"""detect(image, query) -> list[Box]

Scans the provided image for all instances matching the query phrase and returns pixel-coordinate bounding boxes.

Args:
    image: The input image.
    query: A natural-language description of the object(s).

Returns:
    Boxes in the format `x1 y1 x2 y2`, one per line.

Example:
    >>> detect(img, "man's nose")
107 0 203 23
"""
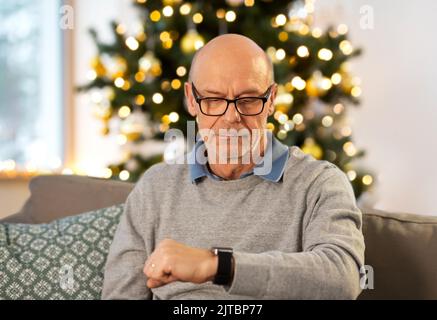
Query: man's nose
223 102 241 123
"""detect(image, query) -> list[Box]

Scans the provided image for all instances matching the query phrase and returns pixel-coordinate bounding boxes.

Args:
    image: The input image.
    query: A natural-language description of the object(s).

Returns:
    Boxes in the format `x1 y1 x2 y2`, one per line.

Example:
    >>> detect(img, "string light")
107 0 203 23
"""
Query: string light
341 126 352 137
277 130 287 140
322 115 333 127
117 134 128 145
347 170 357 181
163 5 174 17
312 27 322 38
291 76 306 90
119 170 130 181
297 45 309 58
343 142 357 156
321 77 332 90
176 66 187 77
292 113 304 125
340 40 353 55
225 11 236 22
102 168 112 179
125 37 139 51
337 24 348 35
284 120 294 131
274 92 293 105
331 73 342 85
116 24 126 35
193 13 203 24
160 31 171 42
318 48 333 61
275 14 287 26
169 112 180 123
114 77 125 88
180 3 191 15
298 24 310 35
362 175 373 186
278 113 289 124
25 162 37 173
118 106 131 118
0 160 16 171
351 86 362 97
62 168 74 175
87 70 97 80
305 1 315 13
275 49 286 60
333 103 344 114
152 93 164 104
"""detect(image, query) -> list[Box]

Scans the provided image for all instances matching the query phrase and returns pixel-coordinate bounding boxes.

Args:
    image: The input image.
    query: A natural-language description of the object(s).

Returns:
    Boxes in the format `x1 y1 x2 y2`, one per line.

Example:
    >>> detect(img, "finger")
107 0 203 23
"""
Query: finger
163 264 172 275
147 278 165 288
143 259 155 275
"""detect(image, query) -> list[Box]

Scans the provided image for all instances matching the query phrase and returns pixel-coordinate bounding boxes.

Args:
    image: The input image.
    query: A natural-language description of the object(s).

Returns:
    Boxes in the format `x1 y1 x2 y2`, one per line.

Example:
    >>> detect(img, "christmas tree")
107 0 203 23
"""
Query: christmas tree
79 0 374 199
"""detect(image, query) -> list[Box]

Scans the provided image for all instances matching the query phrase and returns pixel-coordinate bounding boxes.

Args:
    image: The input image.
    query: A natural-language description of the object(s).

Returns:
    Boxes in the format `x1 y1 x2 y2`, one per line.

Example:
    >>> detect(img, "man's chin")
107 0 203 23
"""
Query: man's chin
205 134 264 164
213 145 254 164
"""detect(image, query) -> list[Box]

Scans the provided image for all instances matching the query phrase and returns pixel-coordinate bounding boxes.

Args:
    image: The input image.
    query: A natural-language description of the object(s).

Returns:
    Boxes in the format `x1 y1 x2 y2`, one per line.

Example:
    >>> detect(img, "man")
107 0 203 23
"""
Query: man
102 34 365 300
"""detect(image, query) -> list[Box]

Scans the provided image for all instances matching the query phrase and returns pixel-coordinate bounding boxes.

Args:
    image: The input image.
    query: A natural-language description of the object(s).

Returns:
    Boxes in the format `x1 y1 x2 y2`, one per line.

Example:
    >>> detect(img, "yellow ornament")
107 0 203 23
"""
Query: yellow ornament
139 51 161 78
101 119 110 136
163 0 181 5
306 71 331 97
120 111 148 141
301 138 323 160
340 71 354 93
90 56 106 77
92 103 112 121
101 55 127 80
180 29 204 54
305 77 319 97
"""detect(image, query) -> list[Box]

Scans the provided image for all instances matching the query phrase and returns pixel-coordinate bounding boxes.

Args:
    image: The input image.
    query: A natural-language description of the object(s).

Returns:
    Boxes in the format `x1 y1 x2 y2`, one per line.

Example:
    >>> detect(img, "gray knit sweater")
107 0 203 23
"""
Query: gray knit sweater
101 146 365 300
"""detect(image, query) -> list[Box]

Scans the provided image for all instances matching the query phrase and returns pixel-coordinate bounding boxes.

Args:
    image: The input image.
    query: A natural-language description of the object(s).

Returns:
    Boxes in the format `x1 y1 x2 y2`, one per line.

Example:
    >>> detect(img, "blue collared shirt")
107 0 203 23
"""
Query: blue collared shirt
188 133 290 184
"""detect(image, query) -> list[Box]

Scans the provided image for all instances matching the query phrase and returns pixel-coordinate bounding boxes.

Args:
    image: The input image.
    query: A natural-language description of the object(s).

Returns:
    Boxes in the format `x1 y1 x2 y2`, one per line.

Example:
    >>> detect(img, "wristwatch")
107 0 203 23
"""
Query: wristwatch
211 247 234 285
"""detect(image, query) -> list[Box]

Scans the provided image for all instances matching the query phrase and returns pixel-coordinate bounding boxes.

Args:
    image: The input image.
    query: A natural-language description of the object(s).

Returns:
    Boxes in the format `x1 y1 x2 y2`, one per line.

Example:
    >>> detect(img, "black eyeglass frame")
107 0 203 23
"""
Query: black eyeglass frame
191 83 274 116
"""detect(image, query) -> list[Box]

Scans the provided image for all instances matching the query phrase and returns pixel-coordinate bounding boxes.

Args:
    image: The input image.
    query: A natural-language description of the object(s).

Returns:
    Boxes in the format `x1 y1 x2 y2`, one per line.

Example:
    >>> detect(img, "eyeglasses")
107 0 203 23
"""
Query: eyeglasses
191 83 273 116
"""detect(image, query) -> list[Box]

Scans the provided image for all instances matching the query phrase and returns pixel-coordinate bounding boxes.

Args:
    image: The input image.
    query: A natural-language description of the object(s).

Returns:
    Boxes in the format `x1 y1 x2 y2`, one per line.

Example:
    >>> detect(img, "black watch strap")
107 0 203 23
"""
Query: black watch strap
211 247 233 285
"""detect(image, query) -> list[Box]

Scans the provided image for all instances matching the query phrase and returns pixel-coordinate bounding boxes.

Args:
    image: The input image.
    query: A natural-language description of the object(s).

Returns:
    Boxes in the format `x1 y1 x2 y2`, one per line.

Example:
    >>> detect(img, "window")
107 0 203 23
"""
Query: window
0 0 63 172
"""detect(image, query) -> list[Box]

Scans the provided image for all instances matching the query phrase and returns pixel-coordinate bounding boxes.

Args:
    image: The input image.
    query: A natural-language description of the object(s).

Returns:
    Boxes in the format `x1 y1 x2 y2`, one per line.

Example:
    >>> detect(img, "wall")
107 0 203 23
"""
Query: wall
313 0 437 215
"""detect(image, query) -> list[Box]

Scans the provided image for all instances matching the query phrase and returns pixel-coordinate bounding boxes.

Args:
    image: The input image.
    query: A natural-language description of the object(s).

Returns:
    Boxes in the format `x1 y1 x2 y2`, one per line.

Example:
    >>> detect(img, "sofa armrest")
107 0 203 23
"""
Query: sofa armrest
359 207 437 299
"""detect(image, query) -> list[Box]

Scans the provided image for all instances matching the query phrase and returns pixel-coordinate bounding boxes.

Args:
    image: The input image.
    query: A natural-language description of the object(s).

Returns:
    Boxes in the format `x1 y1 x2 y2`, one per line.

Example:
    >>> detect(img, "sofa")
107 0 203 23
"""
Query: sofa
1 174 437 299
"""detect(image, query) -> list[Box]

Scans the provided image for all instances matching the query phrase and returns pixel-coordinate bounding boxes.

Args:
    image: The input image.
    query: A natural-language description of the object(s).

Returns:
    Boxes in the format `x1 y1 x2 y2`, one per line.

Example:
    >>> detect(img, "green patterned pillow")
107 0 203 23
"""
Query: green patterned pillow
0 204 124 300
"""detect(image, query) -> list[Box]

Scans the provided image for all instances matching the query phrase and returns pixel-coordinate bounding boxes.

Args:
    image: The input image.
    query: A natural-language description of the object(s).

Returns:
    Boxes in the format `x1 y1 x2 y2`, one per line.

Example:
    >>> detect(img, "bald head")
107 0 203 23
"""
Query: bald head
188 34 274 86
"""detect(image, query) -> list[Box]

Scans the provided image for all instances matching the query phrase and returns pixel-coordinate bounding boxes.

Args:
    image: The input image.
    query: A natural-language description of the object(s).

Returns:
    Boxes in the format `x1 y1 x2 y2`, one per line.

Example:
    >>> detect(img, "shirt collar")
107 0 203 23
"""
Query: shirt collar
188 132 289 184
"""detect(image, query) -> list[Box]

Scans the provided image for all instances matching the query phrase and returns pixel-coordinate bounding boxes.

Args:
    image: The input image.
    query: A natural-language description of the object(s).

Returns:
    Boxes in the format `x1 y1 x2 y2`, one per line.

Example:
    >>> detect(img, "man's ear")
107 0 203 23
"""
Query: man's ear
267 83 278 116
184 82 197 117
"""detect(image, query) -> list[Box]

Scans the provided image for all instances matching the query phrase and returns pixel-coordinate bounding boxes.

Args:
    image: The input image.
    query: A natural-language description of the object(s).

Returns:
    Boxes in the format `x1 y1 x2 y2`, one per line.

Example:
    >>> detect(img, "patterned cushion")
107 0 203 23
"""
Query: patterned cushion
0 204 124 300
